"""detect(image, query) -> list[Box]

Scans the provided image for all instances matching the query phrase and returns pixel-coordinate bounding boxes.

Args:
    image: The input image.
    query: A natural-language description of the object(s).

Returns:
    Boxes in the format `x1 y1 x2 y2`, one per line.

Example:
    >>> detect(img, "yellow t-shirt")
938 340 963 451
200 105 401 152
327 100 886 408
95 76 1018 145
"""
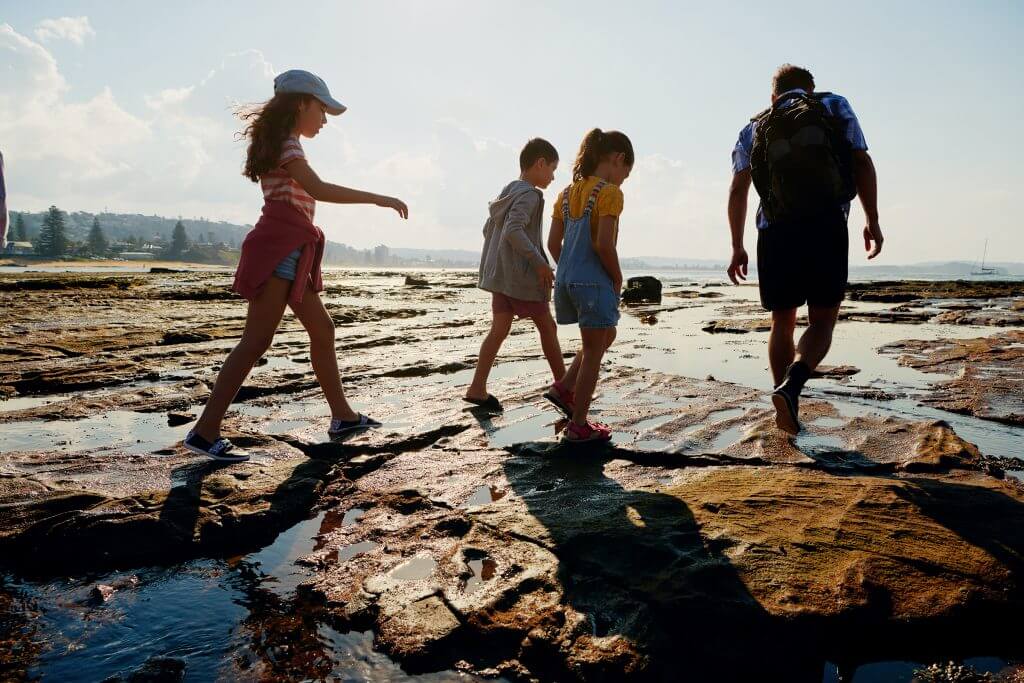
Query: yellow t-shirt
551 176 624 244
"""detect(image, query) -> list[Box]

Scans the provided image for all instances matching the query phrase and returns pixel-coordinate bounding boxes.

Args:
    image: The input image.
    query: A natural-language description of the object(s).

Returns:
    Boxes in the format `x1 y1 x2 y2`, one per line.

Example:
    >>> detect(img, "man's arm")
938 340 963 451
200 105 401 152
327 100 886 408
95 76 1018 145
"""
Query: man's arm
853 150 883 259
727 169 751 284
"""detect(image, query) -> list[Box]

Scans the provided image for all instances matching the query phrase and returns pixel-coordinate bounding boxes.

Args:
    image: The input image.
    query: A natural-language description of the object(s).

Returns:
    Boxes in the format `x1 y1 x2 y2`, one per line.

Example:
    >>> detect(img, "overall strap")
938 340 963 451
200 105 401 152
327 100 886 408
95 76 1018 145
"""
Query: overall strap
583 180 607 216
561 185 572 221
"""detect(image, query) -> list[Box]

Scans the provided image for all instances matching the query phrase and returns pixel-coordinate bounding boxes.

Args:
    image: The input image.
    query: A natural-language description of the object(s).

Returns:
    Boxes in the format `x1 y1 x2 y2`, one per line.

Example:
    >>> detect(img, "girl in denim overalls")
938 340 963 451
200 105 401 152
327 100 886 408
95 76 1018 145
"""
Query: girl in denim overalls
544 129 634 443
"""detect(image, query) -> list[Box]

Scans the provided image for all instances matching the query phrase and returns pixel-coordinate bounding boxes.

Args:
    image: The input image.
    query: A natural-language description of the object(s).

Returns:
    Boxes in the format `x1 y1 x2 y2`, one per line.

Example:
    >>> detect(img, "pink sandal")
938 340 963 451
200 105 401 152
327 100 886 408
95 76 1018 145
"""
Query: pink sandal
562 420 612 443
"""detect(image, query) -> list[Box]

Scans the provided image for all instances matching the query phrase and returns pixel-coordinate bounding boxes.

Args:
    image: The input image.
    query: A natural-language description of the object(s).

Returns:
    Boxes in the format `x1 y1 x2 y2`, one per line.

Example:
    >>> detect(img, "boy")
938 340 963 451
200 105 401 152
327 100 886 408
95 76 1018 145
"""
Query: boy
465 138 563 412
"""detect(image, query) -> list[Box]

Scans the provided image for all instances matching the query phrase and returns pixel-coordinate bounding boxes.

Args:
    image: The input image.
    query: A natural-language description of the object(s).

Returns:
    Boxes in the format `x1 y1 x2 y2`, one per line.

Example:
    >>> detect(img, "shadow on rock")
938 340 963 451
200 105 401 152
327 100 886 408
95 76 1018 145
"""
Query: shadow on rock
501 442 822 681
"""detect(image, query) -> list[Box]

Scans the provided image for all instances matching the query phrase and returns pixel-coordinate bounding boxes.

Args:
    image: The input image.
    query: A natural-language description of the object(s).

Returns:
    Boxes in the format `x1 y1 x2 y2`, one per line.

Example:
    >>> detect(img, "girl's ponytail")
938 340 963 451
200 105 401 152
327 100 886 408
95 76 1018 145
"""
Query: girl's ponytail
573 128 604 182
572 128 635 182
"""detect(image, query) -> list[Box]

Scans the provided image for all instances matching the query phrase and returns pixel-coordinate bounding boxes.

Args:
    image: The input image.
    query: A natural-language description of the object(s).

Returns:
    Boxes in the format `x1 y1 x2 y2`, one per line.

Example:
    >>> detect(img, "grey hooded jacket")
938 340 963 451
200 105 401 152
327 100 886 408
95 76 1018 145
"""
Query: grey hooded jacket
477 179 549 302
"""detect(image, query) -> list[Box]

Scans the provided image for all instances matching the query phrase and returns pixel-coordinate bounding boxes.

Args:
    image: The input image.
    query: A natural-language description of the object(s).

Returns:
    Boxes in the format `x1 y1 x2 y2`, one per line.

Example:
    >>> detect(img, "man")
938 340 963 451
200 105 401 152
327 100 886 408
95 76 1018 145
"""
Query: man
726 64 883 434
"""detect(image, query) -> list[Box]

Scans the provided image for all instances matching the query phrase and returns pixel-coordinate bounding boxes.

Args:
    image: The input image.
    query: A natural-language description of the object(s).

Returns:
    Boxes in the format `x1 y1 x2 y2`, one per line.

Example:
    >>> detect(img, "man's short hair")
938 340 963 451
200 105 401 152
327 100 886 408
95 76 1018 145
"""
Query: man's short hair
520 138 558 171
772 64 815 95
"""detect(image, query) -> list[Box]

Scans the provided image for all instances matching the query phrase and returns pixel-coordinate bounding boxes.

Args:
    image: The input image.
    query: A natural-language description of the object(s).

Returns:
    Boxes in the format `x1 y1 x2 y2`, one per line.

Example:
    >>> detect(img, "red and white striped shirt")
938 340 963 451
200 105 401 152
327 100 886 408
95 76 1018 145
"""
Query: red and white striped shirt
260 136 315 221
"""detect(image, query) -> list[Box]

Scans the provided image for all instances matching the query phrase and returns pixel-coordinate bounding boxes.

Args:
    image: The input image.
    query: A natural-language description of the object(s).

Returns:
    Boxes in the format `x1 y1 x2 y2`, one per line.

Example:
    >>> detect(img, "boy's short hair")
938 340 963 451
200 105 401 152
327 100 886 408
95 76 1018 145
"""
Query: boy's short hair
772 64 815 95
519 138 558 171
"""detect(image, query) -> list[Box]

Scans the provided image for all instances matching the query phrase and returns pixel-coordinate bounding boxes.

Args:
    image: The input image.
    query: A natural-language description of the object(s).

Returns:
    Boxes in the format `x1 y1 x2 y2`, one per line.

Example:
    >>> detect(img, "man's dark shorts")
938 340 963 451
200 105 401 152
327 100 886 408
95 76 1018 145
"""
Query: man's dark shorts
756 208 849 312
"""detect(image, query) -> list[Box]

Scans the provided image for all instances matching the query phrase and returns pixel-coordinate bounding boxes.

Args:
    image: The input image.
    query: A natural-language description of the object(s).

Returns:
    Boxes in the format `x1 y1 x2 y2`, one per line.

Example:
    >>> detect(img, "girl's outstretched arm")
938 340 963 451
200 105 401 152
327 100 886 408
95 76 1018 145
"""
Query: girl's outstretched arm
285 158 408 218
547 217 564 264
595 215 622 293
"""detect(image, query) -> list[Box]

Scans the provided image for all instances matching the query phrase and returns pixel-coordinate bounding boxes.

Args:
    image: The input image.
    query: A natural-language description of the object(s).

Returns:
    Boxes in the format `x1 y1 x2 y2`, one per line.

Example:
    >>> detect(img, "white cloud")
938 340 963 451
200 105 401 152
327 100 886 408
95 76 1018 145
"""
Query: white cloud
34 16 95 45
144 87 194 110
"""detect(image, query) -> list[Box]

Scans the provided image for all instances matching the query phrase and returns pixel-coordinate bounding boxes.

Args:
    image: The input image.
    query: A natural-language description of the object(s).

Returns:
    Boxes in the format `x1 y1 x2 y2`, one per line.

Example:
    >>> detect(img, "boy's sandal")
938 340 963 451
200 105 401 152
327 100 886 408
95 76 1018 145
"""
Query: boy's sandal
562 420 612 443
463 394 503 412
328 413 381 437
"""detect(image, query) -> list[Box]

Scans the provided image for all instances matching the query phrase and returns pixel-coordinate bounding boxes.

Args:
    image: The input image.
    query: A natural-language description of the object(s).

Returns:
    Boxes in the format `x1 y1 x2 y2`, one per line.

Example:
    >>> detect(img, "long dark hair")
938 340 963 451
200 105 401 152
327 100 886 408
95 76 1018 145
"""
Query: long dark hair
237 93 313 182
572 128 635 182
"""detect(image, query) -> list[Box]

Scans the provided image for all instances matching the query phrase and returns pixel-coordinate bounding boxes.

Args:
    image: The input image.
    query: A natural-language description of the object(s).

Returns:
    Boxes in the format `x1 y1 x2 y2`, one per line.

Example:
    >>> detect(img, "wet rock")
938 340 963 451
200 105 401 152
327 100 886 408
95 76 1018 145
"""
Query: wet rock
621 276 662 304
296 368 1024 680
377 595 462 671
0 429 340 573
881 330 1024 425
811 364 860 378
102 655 186 682
701 318 771 334
91 583 117 603
404 275 430 287
839 309 933 324
847 280 1023 302
0 275 142 292
166 411 193 427
665 289 724 299
932 308 1024 327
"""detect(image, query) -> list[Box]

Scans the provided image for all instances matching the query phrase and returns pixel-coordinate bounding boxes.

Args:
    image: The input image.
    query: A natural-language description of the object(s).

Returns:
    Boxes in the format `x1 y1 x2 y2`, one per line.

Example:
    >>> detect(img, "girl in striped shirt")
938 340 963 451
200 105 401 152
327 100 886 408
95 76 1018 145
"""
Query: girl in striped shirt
185 70 407 461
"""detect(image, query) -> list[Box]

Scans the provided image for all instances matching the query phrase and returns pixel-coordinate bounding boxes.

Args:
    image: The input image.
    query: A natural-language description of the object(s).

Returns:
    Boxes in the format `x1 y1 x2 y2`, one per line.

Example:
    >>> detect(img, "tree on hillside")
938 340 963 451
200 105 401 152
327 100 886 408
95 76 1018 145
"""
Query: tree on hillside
14 212 27 241
168 220 189 258
87 216 109 256
35 206 68 257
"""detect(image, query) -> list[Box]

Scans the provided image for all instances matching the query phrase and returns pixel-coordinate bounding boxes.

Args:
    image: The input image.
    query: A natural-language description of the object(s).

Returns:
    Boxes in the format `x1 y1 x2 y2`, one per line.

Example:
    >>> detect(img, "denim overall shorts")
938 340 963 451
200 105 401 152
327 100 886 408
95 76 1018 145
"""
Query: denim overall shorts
553 181 620 328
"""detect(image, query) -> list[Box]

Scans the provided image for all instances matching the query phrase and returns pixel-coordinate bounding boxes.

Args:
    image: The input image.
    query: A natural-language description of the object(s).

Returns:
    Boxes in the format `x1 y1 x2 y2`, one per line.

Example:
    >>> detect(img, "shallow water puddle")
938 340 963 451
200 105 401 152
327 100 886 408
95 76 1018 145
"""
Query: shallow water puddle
465 484 507 508
810 416 847 428
0 394 66 413
389 555 437 581
463 550 497 594
264 418 309 434
338 541 380 563
486 410 561 448
794 432 849 456
1 504 480 681
342 507 366 526
1 410 189 454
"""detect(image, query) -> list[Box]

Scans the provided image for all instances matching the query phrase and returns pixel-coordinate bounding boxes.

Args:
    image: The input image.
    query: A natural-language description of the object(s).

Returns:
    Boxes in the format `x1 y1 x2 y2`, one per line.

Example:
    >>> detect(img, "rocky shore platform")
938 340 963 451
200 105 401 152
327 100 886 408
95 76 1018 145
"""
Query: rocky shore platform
1 271 1023 681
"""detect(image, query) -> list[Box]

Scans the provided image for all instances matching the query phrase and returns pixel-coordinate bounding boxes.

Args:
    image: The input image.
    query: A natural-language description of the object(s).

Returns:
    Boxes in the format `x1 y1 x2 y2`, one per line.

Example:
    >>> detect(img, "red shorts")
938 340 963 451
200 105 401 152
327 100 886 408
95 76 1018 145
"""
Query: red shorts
491 292 550 319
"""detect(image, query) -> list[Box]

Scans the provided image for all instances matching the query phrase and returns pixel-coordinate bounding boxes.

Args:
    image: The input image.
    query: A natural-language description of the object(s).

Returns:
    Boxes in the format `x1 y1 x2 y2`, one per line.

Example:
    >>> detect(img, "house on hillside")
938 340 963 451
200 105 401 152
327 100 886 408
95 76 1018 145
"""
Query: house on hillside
4 241 33 255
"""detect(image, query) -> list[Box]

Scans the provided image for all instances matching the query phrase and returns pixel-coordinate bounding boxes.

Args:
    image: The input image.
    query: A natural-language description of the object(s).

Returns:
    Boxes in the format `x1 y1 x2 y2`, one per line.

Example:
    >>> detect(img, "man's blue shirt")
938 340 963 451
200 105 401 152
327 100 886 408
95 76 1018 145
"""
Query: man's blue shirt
732 89 868 229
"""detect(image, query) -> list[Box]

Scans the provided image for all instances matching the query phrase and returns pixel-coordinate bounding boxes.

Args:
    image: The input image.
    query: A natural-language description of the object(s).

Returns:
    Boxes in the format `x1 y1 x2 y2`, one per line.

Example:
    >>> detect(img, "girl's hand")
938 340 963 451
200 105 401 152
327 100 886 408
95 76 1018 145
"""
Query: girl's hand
377 196 408 219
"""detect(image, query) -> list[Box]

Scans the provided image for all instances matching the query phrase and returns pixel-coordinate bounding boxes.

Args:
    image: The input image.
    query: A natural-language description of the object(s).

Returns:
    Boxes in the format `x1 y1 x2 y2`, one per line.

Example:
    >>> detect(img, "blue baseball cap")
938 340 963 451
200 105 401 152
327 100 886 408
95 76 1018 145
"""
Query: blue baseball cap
273 69 346 115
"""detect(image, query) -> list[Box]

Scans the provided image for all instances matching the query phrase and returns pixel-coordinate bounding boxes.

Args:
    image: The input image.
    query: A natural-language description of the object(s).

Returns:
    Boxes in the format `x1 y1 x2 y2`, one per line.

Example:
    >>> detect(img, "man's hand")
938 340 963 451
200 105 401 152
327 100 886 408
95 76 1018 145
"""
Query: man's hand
864 222 884 259
534 263 555 290
377 196 409 219
727 247 748 284
612 278 623 296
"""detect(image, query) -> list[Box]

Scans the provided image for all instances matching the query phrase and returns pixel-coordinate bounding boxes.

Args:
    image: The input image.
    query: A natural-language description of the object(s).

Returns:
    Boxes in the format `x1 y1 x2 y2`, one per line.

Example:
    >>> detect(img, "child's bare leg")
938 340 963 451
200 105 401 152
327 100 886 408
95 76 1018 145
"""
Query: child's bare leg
193 276 291 441
531 312 565 382
561 327 616 392
466 312 514 400
570 327 614 425
289 284 357 421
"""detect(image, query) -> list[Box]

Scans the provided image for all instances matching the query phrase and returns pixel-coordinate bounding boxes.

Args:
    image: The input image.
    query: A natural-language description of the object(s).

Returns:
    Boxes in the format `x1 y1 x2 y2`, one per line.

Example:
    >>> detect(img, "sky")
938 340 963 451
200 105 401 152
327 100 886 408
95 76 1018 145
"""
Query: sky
1 1 1022 263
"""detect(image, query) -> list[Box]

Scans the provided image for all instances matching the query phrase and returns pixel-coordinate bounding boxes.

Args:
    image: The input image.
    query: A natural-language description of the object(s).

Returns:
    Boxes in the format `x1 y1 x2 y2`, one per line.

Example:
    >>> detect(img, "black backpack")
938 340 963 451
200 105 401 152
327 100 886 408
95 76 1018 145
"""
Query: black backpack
749 92 856 224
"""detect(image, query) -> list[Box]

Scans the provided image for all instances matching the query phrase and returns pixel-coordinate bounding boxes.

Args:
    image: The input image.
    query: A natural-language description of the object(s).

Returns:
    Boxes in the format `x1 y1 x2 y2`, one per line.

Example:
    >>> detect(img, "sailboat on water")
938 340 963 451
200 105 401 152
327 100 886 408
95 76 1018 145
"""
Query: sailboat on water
971 239 999 276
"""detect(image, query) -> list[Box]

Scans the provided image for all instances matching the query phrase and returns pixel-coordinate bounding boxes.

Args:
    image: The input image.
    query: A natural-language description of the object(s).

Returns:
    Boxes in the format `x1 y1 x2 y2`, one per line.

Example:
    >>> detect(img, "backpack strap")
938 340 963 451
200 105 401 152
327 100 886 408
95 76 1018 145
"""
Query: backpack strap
583 180 607 216
560 186 572 222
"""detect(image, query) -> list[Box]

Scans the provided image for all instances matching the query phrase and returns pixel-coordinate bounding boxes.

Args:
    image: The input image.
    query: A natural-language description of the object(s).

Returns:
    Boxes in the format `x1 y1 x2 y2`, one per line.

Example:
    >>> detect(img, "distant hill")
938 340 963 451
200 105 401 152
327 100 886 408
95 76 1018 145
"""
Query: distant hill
8 209 476 267
9 210 1021 275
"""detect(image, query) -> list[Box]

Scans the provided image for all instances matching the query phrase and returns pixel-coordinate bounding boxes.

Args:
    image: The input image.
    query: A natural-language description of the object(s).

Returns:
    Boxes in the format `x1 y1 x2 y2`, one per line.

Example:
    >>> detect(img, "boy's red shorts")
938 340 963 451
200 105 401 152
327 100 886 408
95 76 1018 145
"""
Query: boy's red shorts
491 292 550 319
